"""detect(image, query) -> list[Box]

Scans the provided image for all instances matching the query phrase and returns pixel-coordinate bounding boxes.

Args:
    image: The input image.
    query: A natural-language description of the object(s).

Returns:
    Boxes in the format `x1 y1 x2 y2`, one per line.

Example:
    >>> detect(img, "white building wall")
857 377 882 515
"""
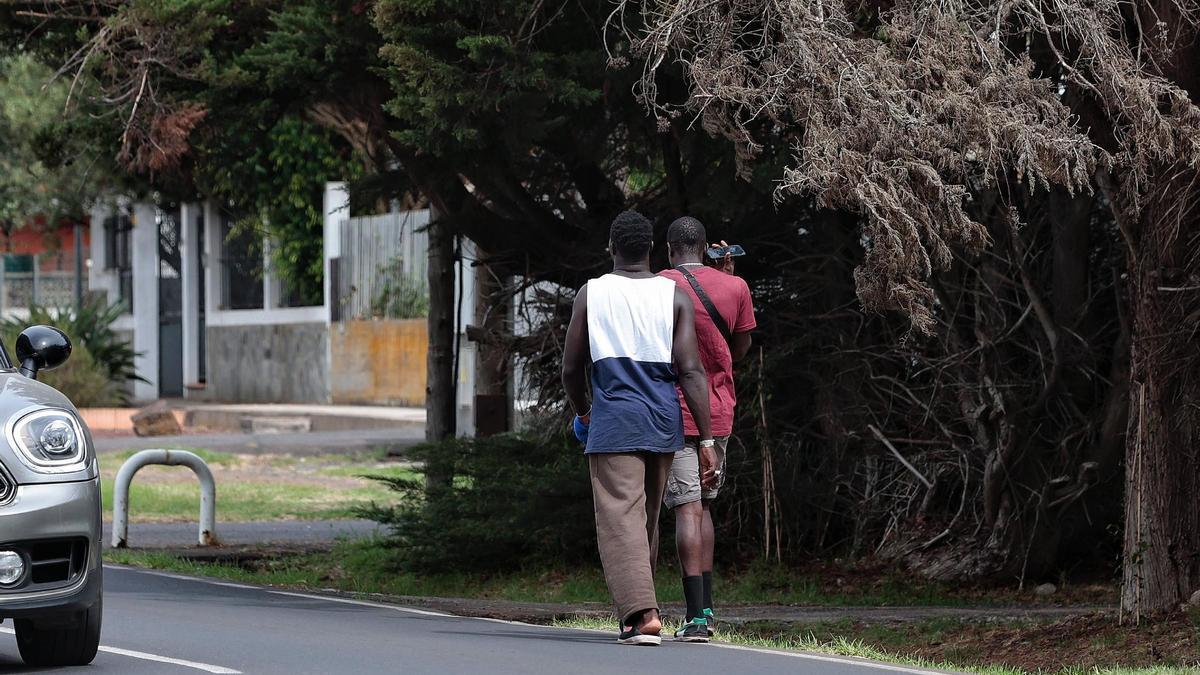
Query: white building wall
130 203 159 402
88 202 134 335
180 202 202 387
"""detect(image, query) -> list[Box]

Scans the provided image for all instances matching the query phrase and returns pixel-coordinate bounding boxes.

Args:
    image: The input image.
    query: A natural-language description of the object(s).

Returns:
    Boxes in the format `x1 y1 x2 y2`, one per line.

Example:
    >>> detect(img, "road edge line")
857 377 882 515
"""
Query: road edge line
0 626 241 674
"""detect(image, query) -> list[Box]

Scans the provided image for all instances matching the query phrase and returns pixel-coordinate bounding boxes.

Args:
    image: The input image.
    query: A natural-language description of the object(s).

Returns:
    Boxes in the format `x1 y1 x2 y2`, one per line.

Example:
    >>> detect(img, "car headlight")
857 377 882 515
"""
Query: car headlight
7 409 89 473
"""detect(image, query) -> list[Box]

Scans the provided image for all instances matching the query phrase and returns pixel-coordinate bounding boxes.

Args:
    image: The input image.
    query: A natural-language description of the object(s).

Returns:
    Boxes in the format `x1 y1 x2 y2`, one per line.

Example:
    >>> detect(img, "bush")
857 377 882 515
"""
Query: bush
359 432 595 573
35 342 124 407
0 298 143 403
369 257 429 319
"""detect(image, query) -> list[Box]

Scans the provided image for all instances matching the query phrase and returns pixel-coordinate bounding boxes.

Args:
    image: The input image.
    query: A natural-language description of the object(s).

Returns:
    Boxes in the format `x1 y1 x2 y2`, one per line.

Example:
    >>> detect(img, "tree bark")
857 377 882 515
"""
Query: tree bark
1120 4 1200 618
425 211 457 445
1120 167 1200 617
472 249 511 436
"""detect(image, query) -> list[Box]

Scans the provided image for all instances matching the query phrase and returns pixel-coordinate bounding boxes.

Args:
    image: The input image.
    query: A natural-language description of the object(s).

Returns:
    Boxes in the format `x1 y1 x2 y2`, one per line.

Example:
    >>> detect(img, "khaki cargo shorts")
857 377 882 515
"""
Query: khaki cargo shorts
663 436 728 509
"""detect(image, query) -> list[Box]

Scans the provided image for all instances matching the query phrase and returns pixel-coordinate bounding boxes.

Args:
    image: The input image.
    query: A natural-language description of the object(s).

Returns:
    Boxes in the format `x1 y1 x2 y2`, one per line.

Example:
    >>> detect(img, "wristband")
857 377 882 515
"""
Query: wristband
699 439 716 448
573 415 590 444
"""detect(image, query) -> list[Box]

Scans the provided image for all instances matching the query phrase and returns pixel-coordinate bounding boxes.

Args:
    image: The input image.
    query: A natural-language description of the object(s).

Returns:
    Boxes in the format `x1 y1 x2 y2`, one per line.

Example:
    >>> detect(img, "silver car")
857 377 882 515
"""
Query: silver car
0 325 102 666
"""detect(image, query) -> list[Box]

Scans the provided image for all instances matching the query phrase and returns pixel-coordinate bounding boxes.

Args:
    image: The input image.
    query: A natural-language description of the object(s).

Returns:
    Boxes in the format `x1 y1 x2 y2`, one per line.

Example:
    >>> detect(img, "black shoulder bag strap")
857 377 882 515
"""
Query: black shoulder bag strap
676 265 733 344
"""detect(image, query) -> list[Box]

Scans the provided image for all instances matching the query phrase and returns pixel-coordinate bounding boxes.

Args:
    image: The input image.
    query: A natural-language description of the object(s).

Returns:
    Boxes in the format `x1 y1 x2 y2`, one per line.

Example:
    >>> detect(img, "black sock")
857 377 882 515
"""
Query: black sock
702 571 713 611
682 575 705 621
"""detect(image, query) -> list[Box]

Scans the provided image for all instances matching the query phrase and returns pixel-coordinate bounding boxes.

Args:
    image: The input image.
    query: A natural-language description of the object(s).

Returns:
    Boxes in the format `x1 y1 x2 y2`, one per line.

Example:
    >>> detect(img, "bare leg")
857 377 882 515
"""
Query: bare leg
637 609 662 634
701 500 715 574
675 500 705 577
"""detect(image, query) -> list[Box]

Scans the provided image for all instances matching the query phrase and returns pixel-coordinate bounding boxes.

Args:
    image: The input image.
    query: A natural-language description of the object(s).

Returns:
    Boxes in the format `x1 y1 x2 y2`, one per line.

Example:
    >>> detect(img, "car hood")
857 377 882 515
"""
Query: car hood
0 370 98 485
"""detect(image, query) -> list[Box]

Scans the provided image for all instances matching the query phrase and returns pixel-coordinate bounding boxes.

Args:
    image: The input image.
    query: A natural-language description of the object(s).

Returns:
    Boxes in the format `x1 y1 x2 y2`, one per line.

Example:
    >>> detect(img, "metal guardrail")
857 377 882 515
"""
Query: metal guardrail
111 449 219 548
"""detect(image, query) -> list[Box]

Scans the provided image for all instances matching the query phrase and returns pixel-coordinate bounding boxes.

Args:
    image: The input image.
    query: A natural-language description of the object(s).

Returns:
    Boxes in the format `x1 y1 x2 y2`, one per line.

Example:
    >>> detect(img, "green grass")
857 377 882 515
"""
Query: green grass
316 463 419 481
99 447 240 469
106 540 612 600
97 450 413 523
96 540 1049 608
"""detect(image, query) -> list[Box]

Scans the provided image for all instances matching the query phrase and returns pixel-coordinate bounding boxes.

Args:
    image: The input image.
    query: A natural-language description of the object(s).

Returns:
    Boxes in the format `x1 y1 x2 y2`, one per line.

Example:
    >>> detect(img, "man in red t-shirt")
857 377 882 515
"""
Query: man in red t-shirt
658 216 756 641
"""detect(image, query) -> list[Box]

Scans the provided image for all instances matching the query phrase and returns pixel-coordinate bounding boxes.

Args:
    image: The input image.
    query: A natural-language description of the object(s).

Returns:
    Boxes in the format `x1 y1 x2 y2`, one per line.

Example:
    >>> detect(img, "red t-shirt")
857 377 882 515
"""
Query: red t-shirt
658 265 756 436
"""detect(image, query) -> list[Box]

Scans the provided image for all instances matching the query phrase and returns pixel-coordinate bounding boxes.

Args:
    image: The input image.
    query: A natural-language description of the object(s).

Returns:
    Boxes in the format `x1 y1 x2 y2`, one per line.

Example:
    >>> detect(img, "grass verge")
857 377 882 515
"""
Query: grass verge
97 449 418 522
103 540 1107 607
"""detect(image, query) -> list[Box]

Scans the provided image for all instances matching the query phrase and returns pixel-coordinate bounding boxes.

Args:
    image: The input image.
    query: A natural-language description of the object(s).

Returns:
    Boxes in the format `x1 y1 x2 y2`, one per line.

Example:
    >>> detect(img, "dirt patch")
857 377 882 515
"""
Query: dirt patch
774 558 1120 608
892 611 1200 672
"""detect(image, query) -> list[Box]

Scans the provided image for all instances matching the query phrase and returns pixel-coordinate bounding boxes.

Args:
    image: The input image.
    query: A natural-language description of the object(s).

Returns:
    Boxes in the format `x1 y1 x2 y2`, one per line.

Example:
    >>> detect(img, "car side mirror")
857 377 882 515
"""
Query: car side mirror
16 326 72 380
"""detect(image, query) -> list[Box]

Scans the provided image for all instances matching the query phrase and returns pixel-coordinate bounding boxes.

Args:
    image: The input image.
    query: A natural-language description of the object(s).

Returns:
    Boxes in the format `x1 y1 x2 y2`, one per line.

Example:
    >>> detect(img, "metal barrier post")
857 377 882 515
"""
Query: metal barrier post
112 449 218 547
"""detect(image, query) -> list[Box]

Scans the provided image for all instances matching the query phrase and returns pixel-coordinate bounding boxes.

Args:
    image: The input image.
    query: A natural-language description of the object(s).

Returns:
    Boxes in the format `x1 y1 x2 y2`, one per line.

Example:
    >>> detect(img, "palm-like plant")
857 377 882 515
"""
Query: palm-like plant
1 297 144 387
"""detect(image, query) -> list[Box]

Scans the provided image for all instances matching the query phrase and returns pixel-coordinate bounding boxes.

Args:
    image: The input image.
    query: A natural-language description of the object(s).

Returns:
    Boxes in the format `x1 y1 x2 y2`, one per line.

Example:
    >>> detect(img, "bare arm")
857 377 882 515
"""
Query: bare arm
561 285 591 419
731 276 755 362
731 331 753 362
672 288 712 441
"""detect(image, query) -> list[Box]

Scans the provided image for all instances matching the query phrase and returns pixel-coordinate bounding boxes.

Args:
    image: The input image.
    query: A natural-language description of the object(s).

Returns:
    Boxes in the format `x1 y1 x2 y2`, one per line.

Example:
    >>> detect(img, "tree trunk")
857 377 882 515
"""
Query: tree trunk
1120 168 1200 617
472 250 511 436
1120 6 1200 618
425 213 457 445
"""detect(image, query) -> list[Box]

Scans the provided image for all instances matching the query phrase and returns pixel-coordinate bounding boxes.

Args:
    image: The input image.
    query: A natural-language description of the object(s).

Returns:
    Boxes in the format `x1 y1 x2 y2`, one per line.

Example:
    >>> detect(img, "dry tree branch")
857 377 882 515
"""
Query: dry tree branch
613 0 1200 333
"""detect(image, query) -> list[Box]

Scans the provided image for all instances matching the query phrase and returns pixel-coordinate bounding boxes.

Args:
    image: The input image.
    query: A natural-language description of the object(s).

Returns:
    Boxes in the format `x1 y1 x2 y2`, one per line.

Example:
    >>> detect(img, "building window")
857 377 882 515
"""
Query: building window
104 214 134 312
219 212 264 310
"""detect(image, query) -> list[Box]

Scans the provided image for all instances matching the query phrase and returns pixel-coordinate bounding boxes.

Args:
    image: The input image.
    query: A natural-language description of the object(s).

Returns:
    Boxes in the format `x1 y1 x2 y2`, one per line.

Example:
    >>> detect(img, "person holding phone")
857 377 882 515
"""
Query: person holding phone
658 216 757 642
561 210 715 646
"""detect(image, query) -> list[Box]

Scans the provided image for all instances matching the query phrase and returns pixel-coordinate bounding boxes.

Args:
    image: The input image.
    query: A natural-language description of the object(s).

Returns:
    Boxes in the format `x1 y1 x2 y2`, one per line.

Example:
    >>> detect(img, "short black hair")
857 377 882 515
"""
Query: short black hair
609 210 654 259
667 216 706 255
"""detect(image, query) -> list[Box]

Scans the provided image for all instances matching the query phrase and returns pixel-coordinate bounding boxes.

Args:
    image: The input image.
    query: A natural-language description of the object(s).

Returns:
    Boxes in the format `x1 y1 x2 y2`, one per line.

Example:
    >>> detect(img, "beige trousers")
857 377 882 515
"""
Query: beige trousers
588 451 673 626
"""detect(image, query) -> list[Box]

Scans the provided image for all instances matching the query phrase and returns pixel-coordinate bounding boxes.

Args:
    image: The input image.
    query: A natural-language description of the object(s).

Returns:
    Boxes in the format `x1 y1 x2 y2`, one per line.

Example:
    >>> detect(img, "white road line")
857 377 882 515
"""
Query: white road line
108 566 261 590
267 590 452 617
0 627 241 674
106 564 451 617
104 565 958 674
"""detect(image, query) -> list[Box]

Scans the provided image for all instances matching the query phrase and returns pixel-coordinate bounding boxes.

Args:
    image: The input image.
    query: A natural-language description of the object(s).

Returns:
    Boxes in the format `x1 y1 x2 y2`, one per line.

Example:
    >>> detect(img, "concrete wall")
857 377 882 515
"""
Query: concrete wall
130 203 160 402
330 319 427 406
205 322 329 403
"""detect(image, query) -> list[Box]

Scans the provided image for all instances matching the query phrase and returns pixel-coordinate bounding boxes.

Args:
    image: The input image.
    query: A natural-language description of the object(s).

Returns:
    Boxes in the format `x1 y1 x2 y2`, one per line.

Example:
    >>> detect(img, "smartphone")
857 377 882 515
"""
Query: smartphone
706 244 746 260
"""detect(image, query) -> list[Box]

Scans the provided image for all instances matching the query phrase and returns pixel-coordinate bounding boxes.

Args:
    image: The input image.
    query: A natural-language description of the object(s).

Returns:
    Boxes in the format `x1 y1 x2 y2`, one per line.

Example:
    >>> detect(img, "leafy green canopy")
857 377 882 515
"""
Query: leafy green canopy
1 1 706 282
372 0 659 274
196 116 362 305
0 54 109 232
2 3 367 298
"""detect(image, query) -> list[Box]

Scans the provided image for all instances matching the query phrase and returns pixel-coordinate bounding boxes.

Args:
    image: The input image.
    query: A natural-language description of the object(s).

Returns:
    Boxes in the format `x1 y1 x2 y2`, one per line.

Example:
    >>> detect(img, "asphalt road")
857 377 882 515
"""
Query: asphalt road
0 566 957 675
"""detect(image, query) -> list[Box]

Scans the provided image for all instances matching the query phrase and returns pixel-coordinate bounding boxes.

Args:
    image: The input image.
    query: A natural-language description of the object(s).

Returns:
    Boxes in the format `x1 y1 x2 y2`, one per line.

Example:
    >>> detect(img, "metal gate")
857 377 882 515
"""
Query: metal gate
158 207 184 397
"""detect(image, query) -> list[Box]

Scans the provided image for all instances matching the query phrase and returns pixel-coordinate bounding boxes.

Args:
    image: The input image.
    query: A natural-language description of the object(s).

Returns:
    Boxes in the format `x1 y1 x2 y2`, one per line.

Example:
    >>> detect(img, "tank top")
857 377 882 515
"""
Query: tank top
584 274 684 454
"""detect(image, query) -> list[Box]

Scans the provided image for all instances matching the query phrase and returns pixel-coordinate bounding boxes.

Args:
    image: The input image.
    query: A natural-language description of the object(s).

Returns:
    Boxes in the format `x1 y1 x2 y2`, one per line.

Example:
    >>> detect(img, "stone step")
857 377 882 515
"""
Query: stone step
241 416 313 434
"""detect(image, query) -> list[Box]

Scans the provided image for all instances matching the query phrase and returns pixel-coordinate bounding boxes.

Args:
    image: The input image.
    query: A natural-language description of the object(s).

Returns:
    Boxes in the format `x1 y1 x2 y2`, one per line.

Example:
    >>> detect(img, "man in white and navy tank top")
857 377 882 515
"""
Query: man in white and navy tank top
561 210 715 646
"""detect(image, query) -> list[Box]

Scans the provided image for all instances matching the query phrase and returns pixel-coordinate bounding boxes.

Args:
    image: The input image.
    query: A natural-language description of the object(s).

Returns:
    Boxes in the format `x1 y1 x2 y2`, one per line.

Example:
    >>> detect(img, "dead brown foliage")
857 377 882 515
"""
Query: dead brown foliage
616 0 1200 333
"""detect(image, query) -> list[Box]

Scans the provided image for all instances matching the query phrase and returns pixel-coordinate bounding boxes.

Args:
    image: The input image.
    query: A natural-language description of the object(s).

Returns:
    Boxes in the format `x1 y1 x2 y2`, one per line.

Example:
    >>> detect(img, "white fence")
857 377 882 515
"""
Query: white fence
1 270 78 313
332 210 430 321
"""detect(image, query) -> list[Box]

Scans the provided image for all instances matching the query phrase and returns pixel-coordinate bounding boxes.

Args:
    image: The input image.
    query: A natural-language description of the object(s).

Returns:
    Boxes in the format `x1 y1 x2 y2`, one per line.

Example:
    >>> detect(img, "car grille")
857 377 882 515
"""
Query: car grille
0 539 89 593
0 462 13 505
